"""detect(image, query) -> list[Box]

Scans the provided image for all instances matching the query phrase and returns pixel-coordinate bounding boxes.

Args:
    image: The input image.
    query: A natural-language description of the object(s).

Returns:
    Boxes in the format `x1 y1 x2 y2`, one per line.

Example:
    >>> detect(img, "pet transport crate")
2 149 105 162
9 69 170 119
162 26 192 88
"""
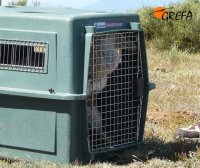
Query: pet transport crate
0 7 155 163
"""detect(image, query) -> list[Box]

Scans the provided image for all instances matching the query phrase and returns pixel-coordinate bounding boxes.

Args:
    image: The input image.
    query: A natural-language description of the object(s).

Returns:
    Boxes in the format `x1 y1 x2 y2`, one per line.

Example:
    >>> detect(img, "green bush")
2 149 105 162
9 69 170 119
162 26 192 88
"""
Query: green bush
138 0 200 52
8 0 28 6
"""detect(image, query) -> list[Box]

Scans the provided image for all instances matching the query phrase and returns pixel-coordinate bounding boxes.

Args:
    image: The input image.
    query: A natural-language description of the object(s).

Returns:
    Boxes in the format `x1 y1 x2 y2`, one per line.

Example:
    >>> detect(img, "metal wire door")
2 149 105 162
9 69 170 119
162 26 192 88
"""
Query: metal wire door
87 31 144 152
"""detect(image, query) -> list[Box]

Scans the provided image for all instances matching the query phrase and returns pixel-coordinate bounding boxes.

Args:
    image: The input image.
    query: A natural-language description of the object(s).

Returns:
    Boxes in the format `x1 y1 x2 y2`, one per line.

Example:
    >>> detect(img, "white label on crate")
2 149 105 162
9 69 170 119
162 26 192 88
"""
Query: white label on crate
94 22 124 29
94 22 106 29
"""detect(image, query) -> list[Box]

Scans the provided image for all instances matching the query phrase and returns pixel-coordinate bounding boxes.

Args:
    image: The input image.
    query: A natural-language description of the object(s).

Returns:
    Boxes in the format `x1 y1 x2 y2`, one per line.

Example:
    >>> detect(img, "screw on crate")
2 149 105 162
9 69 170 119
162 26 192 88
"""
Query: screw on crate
49 88 55 94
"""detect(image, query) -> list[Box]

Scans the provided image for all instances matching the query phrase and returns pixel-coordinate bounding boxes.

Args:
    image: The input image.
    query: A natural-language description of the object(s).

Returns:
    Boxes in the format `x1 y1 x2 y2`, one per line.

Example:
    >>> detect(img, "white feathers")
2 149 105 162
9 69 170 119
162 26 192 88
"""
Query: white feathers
87 77 108 94
101 38 122 73
87 36 122 131
87 106 102 129
88 38 122 93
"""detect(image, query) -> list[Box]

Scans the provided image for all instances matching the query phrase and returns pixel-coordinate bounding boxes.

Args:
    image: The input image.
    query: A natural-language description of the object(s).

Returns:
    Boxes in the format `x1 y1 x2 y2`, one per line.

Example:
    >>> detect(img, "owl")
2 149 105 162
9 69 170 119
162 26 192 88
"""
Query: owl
87 37 122 93
87 36 122 132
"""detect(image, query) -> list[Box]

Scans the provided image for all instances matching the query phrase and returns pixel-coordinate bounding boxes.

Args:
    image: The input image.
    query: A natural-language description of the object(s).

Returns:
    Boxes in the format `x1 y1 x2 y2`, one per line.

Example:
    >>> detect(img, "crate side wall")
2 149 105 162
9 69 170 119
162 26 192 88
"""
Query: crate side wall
0 94 91 163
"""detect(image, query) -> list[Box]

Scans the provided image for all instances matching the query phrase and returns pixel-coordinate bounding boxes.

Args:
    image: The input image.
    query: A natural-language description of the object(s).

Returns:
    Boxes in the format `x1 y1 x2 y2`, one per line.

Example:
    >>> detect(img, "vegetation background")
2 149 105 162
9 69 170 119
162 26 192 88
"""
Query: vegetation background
0 0 200 167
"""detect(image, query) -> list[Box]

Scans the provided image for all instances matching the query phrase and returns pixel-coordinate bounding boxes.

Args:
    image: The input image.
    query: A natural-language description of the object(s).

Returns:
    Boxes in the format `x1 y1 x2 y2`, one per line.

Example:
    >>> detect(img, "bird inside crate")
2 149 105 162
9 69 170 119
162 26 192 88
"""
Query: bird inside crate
87 32 142 151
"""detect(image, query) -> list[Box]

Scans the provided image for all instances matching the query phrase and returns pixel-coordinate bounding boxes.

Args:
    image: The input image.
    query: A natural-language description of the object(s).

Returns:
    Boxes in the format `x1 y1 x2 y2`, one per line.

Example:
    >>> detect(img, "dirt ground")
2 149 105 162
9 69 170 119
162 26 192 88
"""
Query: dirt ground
146 109 198 125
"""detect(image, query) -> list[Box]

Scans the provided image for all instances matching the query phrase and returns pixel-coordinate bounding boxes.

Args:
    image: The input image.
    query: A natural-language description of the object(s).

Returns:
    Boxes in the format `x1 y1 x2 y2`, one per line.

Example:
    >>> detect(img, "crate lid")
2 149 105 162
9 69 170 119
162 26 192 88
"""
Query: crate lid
0 6 138 18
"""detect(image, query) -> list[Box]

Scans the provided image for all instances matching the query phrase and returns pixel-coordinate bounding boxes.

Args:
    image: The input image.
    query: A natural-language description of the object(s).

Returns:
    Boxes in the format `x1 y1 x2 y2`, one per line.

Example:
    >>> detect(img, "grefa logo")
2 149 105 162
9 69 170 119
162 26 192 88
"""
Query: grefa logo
153 6 192 20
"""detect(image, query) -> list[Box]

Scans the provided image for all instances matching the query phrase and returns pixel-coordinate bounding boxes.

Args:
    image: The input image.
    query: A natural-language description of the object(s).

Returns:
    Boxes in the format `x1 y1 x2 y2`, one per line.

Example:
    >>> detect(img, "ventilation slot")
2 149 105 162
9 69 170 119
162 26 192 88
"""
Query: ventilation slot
0 39 48 73
87 31 144 152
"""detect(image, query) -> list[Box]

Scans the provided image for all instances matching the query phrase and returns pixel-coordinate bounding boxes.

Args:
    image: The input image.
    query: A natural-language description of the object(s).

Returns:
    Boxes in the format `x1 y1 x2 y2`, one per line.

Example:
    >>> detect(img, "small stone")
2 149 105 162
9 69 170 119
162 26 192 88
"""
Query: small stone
170 84 176 89
131 161 144 168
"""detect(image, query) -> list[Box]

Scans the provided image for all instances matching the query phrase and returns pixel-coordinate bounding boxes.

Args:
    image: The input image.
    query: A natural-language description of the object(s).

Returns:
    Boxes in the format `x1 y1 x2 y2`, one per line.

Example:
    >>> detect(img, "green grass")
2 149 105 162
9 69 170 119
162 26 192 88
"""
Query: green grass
8 0 28 6
147 44 200 113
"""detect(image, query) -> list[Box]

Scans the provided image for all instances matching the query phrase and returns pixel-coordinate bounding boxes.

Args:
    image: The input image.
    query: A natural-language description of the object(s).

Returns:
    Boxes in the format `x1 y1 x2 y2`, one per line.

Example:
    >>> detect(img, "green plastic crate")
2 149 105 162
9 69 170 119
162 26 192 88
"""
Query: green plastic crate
0 6 154 163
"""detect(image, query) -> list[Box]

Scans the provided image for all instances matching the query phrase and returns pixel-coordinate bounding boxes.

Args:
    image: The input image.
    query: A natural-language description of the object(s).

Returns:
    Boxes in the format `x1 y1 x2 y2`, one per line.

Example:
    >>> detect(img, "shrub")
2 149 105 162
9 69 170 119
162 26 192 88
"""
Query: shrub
8 0 28 6
138 0 200 52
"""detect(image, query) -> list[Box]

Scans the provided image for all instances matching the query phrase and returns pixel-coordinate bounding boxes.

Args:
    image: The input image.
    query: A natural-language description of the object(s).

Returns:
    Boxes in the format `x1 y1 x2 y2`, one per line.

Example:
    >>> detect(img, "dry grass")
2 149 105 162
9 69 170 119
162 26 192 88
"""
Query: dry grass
140 45 200 167
148 44 200 113
0 46 199 167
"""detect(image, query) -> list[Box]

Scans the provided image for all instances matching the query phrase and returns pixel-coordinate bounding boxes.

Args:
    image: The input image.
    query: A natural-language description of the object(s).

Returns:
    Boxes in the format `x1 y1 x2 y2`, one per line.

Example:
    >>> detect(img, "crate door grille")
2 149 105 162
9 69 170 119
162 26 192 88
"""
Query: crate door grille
87 31 143 152
0 39 48 73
